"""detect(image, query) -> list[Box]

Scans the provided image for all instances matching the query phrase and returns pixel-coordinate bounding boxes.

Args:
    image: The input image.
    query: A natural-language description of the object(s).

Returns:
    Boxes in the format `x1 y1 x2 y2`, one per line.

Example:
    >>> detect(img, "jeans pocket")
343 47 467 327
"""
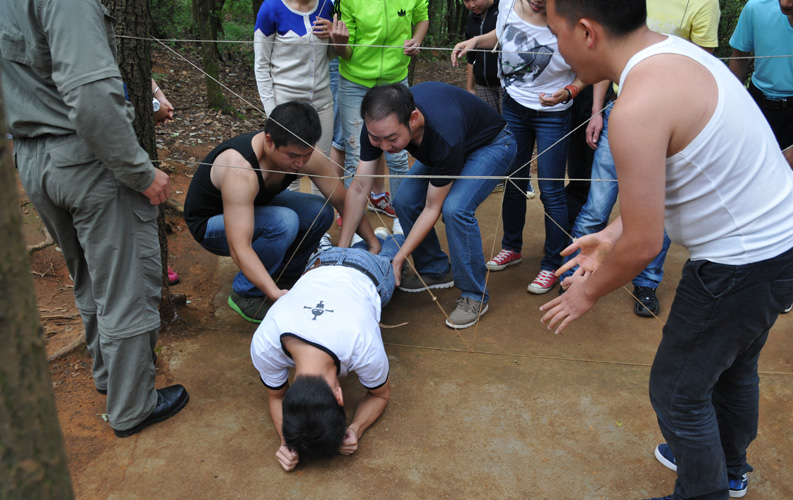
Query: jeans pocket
692 260 736 299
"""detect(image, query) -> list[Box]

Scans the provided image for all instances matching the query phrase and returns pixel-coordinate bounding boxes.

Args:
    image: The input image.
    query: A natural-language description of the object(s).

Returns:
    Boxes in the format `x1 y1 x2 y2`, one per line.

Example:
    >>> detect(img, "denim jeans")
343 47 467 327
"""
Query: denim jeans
649 245 793 500
338 75 409 200
306 233 406 307
329 58 343 151
561 103 672 286
394 127 517 303
501 93 571 271
199 190 334 297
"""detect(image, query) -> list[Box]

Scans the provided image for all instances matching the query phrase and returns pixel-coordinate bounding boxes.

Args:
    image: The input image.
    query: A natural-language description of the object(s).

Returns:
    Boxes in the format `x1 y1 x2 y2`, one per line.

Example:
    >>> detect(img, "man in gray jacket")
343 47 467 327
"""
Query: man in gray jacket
0 0 188 437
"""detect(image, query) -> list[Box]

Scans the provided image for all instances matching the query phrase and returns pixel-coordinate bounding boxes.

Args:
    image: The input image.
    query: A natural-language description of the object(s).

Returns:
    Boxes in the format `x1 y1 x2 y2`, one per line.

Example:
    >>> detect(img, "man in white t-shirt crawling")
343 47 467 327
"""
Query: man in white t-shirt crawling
250 227 404 471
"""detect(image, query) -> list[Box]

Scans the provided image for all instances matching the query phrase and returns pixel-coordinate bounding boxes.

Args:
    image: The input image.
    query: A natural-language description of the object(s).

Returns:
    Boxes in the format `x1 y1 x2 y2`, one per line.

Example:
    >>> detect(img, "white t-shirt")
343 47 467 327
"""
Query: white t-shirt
250 266 389 390
496 4 574 111
619 36 793 264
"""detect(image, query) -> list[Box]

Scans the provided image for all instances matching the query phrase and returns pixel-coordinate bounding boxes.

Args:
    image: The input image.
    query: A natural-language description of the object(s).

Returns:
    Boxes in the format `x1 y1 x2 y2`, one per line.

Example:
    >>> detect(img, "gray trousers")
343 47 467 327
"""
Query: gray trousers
15 134 160 431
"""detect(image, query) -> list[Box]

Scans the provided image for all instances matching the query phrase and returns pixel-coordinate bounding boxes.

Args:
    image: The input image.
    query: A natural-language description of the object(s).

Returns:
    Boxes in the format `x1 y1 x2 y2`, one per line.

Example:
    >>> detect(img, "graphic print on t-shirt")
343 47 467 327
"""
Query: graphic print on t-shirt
499 24 553 84
303 300 335 321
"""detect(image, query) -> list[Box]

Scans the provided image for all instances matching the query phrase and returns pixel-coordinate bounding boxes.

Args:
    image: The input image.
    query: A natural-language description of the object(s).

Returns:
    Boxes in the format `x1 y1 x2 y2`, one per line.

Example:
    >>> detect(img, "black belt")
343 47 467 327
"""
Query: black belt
305 258 379 286
749 81 790 110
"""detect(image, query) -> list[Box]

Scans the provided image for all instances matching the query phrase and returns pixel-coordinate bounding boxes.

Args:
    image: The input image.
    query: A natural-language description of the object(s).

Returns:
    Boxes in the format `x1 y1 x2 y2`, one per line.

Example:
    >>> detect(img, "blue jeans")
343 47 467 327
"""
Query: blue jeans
501 93 571 271
338 75 409 200
394 127 517 303
649 245 793 500
329 58 343 151
199 190 333 297
561 103 672 286
306 233 406 307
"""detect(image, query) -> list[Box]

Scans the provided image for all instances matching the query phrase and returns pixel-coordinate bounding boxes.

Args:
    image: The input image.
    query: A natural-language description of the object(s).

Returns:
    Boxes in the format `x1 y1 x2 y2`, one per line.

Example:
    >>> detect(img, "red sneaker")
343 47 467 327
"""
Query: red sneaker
527 270 557 294
369 192 396 217
486 249 522 271
336 212 342 228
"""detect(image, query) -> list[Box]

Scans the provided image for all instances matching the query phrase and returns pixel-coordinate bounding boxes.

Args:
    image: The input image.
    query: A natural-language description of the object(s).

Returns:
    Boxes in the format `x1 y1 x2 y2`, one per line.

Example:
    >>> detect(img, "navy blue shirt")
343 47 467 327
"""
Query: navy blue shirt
360 82 506 187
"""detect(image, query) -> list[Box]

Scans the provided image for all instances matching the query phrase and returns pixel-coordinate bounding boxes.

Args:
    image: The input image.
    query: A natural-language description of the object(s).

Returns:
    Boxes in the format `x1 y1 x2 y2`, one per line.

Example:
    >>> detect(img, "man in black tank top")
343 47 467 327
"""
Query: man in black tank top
184 102 377 323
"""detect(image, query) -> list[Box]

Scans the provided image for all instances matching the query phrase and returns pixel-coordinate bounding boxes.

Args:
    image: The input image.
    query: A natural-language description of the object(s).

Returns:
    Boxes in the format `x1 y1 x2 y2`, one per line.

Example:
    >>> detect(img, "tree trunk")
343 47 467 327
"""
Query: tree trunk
192 0 232 111
0 89 75 500
252 0 264 22
102 0 176 323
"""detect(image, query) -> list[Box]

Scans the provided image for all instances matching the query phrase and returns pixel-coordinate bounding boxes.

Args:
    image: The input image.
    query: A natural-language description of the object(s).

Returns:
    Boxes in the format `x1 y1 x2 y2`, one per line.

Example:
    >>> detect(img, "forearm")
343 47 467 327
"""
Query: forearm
729 50 751 84
268 392 286 443
230 245 281 299
328 184 378 246
466 64 476 93
592 80 610 114
63 78 155 192
411 20 429 44
395 206 441 262
472 30 498 50
347 391 388 440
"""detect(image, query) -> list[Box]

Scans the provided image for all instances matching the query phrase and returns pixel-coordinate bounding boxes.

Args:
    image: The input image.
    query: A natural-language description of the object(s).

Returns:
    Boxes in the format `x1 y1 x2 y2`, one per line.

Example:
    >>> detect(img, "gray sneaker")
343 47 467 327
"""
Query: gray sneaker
398 269 454 293
445 296 489 329
228 290 270 323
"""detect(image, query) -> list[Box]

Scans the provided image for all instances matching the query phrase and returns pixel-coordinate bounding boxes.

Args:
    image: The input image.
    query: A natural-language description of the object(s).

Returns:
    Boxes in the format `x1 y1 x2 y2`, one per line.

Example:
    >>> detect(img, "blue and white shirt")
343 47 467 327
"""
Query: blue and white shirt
254 0 336 114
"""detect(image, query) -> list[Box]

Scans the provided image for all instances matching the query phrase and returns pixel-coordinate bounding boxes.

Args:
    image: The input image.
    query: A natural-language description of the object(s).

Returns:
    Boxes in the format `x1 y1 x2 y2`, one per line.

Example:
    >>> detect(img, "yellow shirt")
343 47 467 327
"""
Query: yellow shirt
646 0 720 47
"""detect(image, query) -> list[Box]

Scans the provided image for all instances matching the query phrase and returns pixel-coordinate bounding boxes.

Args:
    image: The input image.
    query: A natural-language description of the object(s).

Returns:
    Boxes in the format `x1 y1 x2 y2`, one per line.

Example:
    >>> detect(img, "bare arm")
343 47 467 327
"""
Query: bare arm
404 19 429 56
391 183 452 282
540 78 669 333
339 159 381 251
466 63 476 94
729 49 751 84
539 77 589 107
267 386 300 471
303 156 378 247
452 30 498 67
586 80 611 149
339 381 391 455
219 160 286 302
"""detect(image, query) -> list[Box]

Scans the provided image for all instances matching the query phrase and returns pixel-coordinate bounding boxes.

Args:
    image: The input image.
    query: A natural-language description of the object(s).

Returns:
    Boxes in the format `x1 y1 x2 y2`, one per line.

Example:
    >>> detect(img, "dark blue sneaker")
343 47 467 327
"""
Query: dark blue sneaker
729 473 748 498
654 443 677 471
642 496 673 500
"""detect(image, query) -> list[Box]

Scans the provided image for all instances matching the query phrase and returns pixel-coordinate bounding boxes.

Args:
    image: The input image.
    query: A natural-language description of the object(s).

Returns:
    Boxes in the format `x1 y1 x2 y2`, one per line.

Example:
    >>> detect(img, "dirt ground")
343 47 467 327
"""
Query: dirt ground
16 49 793 499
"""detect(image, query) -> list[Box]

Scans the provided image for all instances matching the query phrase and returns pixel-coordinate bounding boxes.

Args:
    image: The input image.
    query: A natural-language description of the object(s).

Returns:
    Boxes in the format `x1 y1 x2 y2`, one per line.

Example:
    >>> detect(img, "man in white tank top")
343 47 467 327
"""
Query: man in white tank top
541 1 793 499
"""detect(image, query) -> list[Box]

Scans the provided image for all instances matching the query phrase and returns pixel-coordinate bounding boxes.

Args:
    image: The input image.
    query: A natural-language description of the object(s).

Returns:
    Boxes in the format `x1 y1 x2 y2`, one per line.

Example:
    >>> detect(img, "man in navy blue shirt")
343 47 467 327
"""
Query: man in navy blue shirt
338 82 517 329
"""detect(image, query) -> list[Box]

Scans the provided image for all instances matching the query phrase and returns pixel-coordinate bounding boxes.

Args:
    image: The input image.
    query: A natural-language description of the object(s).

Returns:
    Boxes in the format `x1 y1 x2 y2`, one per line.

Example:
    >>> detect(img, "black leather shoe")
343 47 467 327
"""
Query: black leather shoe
114 384 189 438
633 286 660 317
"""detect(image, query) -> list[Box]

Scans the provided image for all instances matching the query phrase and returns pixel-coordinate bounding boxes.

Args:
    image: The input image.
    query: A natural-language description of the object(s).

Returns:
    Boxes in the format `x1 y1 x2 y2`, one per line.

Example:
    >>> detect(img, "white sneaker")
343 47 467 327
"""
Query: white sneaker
527 181 536 200
392 217 403 235
351 233 364 246
319 233 333 252
373 226 389 240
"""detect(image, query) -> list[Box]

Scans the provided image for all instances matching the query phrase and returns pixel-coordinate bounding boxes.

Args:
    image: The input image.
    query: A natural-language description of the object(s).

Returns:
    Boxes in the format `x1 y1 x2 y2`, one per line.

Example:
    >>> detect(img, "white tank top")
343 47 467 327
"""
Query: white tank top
619 36 793 265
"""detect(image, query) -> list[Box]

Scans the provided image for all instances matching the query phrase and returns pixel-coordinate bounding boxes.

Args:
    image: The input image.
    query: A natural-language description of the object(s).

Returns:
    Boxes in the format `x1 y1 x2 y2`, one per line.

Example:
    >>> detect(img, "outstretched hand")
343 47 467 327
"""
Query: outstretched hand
338 427 359 455
276 444 299 471
451 38 477 67
555 232 613 279
539 274 597 334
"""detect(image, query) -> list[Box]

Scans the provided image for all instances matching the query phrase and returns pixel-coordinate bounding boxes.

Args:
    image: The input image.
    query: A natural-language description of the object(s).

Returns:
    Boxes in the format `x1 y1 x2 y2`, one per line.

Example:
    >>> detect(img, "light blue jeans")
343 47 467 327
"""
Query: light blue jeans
199 190 333 297
337 75 409 200
562 104 671 288
329 58 343 151
394 127 517 303
306 233 406 307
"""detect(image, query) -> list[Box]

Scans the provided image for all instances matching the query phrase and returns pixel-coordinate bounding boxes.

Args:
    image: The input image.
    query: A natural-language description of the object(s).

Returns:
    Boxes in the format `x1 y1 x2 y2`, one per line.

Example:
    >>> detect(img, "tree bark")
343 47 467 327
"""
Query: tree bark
102 0 176 323
192 0 232 111
0 89 75 500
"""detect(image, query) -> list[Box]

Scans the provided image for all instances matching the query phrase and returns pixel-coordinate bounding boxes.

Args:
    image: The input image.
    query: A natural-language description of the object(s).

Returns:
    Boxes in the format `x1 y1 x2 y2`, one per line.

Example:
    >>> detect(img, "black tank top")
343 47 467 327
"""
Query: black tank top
184 131 297 242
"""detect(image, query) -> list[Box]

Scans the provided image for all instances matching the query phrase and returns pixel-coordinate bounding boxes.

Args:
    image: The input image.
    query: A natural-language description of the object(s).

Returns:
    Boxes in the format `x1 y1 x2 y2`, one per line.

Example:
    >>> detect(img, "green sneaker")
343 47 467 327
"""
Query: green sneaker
228 291 270 323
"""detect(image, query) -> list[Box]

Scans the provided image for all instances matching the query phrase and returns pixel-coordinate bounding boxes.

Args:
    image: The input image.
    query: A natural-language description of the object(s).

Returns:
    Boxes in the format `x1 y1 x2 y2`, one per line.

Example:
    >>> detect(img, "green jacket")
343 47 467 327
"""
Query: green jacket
339 0 429 88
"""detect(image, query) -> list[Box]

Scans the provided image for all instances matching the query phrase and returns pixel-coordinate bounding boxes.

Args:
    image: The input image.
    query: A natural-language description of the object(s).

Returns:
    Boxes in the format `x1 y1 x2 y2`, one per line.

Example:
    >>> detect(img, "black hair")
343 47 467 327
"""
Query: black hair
264 101 322 149
282 375 347 458
552 0 646 38
360 84 415 128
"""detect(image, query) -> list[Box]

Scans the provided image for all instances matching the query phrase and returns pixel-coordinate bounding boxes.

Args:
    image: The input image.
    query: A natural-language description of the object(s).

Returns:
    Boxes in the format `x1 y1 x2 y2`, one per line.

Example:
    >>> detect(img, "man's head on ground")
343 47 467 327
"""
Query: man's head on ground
264 101 321 172
547 0 647 83
360 84 420 154
463 0 494 16
282 375 347 458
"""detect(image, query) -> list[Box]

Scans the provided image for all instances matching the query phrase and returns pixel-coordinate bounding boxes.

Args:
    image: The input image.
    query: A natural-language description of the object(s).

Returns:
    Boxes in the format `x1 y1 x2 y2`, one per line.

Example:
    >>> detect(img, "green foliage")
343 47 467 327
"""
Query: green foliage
150 0 196 40
716 0 748 60
220 0 256 65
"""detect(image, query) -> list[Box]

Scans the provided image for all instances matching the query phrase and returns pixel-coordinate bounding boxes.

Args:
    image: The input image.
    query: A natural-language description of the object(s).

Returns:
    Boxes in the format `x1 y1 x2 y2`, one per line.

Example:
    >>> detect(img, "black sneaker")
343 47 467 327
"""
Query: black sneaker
633 286 660 317
228 291 270 323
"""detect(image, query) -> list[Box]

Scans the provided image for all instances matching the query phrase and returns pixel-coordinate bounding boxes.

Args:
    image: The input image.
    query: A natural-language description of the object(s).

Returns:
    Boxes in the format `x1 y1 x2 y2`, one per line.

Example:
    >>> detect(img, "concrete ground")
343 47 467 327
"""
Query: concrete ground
61 188 793 500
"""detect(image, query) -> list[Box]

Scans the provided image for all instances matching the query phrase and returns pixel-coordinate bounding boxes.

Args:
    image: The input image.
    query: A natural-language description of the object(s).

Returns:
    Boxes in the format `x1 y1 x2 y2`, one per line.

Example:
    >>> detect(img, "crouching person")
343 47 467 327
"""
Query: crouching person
250 228 404 470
